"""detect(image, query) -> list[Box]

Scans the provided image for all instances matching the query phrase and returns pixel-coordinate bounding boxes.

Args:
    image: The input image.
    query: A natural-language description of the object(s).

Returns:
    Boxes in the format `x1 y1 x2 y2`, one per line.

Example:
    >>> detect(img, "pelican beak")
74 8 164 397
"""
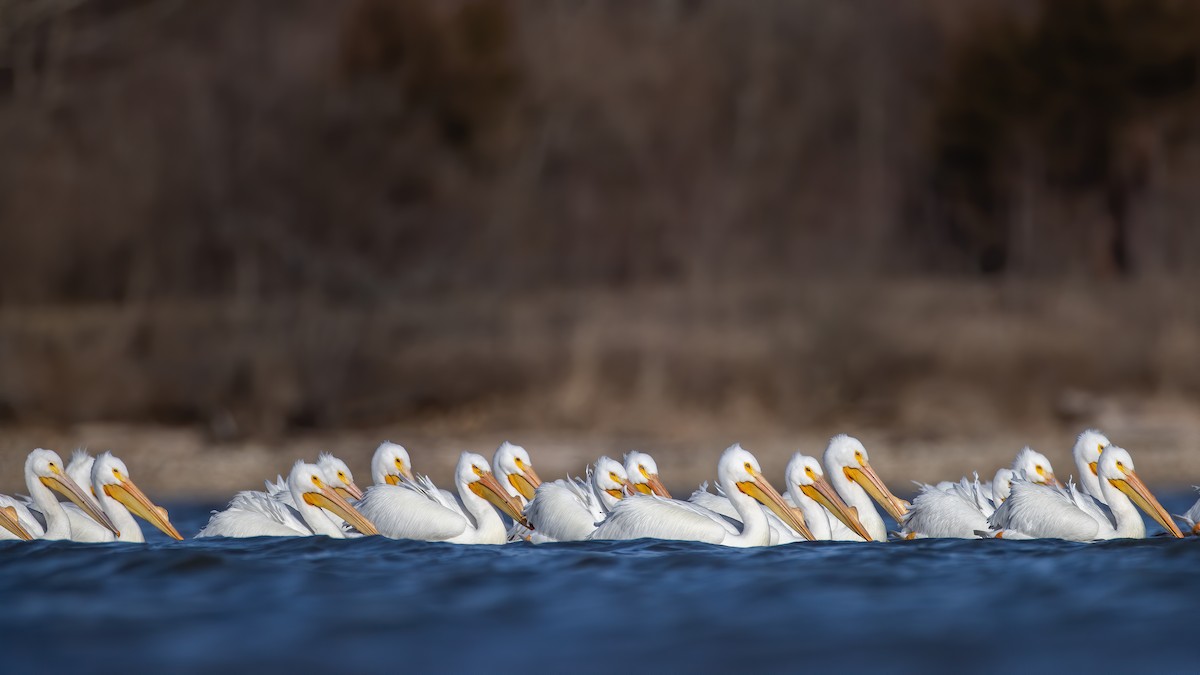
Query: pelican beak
1088 462 1099 477
304 480 379 536
1110 471 1183 538
1045 473 1063 488
845 462 909 521
385 474 401 486
104 477 182 540
42 470 120 537
646 473 672 499
470 471 533 530
509 463 542 501
0 506 32 541
801 474 873 541
738 471 813 541
335 481 365 501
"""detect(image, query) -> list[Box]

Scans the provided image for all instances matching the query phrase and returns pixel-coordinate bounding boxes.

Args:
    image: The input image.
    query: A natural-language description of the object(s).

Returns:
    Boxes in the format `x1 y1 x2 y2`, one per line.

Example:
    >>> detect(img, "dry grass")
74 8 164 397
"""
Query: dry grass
2 280 1199 497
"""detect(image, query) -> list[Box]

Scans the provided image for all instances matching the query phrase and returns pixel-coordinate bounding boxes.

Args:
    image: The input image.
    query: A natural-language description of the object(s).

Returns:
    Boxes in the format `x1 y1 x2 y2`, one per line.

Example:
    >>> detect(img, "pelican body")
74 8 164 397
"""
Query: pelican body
987 446 1183 541
590 444 810 547
524 457 632 543
198 461 378 538
357 453 530 544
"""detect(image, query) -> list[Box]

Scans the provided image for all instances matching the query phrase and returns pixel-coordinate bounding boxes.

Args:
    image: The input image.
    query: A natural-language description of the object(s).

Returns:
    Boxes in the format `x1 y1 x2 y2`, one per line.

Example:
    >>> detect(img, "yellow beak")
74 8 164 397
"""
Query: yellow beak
1110 471 1183 538
738 470 814 541
303 482 379 536
470 471 533 530
845 462 909 522
42 471 120 537
800 474 873 541
335 481 365 501
0 505 32 541
104 478 183 540
509 466 542 502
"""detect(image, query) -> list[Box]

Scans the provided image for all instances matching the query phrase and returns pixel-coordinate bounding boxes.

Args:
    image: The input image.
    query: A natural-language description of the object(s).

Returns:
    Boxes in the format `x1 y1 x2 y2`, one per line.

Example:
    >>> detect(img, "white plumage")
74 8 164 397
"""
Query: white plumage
523 457 628 543
198 461 377 538
357 452 530 544
986 446 1183 541
823 435 909 542
589 444 809 547
0 449 118 542
64 452 183 542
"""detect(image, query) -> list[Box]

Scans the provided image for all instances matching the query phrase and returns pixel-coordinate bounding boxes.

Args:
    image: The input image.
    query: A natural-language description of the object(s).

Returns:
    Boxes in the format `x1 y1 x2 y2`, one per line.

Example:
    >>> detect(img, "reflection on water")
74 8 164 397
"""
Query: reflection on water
2 497 1198 673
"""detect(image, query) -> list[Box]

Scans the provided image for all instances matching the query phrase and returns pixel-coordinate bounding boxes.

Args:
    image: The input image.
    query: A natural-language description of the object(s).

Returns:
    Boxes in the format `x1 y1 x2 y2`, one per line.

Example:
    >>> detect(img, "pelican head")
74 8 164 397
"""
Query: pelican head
457 453 532 529
1072 428 1110 486
371 442 414 486
66 449 96 497
592 456 635 500
493 442 542 502
1099 446 1183 538
785 453 872 540
27 448 119 537
317 452 363 501
991 468 1015 503
91 452 183 540
720 444 812 540
824 435 909 521
289 461 379 536
1011 446 1060 487
625 451 671 498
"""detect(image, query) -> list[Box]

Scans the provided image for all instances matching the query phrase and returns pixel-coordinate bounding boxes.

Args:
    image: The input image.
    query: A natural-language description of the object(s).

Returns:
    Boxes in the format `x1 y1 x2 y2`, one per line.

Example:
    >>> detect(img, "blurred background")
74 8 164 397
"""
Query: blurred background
1 0 1199 497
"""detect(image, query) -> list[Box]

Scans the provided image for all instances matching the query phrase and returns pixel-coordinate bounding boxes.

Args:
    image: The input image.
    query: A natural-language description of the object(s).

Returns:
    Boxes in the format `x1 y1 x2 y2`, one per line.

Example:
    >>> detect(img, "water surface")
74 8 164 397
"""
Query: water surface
2 497 1198 674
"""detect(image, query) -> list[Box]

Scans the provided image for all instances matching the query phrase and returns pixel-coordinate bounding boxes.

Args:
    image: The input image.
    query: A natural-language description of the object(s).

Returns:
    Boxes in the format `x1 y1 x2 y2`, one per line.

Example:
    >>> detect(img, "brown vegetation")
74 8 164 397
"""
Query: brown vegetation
1 1 1199 494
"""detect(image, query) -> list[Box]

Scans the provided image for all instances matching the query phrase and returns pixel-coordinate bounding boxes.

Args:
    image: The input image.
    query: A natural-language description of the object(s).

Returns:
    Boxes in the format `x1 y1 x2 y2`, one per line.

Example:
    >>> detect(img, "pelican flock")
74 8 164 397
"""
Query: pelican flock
0 428 1191 545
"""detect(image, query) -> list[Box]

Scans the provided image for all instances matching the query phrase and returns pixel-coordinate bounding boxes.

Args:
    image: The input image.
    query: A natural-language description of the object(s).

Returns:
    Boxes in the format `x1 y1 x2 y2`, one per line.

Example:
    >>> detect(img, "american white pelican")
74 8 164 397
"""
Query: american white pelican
1069 429 1111 502
981 468 1014 508
898 474 990 539
625 451 671 498
589 444 810 547
0 449 118 541
523 456 633 543
1176 490 1200 536
986 446 1183 540
266 452 364 508
197 461 379 538
1010 446 1060 486
356 452 530 544
64 452 184 542
493 442 542 505
371 442 415 486
823 435 909 542
66 449 96 497
783 453 873 541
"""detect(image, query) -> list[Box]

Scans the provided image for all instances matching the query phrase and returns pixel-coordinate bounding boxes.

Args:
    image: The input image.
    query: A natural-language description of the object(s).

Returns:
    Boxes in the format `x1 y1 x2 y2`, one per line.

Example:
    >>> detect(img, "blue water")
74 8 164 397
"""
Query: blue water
2 497 1199 674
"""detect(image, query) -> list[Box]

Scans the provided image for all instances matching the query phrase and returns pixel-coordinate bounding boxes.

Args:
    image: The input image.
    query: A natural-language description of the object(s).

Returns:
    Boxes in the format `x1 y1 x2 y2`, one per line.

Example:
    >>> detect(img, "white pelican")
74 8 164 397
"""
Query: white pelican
64 452 184 542
0 449 118 541
356 452 530 544
1176 489 1200 536
66 449 96 497
783 453 873 541
1069 429 1111 502
898 475 990 539
899 440 1064 540
523 456 633 543
371 442 415 485
986 446 1183 540
493 442 542 505
589 444 810 547
1011 446 1060 486
823 435 909 542
197 461 379 538
266 452 364 507
625 451 671 498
